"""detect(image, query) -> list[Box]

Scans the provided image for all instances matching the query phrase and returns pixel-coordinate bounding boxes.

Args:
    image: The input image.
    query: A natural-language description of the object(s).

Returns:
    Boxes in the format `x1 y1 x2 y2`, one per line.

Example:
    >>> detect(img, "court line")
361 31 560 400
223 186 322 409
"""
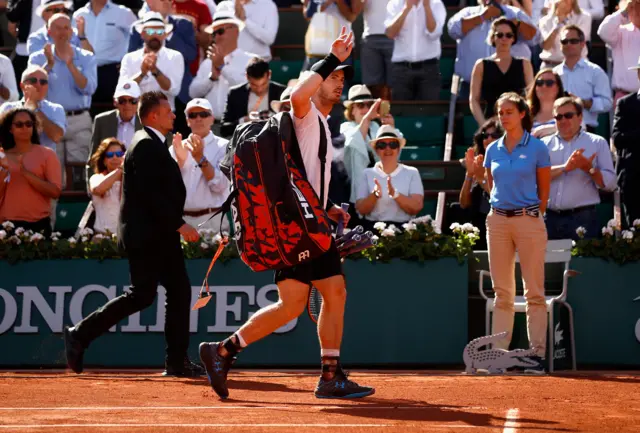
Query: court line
0 405 477 411
503 408 520 433
0 424 480 429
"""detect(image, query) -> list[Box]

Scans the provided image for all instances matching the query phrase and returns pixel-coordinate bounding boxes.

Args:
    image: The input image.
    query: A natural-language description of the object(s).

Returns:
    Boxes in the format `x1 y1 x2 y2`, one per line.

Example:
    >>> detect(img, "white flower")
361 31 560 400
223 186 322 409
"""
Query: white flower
0 230 6 240
111 233 117 240
51 237 59 242
434 241 439 247
410 215 432 225
68 237 77 245
370 234 379 242
212 234 222 244
80 227 94 236
622 230 634 241
52 231 62 238
387 224 398 233
381 228 396 237
468 232 479 241
633 219 640 228
602 227 614 236
200 242 209 250
607 219 619 230
9 235 21 245
576 226 586 238
29 233 45 243
81 236 88 243
1 221 15 230
572 240 576 247
449 222 462 232
15 227 25 236
402 222 417 233
373 222 387 231
93 234 106 242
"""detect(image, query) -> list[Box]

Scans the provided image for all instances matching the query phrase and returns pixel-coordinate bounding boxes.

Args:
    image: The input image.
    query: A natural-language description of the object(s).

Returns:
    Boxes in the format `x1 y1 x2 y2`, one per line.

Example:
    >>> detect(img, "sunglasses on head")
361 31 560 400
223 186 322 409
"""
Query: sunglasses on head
144 28 165 36
560 38 581 45
535 79 556 87
495 32 514 39
482 130 502 140
375 140 400 150
554 112 578 120
212 26 234 37
187 111 212 119
117 97 138 105
23 77 48 85
105 151 125 158
13 121 34 129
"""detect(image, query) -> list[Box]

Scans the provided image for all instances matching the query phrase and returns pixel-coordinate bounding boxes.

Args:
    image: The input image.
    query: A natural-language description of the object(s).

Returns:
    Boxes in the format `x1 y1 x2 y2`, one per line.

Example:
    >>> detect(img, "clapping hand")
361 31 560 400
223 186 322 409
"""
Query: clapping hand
75 16 86 37
464 147 475 173
373 178 382 198
172 132 188 163
564 148 585 172
186 134 205 162
330 27 354 63
44 44 55 68
387 176 396 199
473 154 485 181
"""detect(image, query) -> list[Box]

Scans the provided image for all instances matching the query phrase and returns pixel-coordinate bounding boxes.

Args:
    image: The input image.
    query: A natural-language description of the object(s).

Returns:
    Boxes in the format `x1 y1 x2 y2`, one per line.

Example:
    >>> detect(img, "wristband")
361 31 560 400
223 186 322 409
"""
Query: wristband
197 156 209 168
310 53 341 81
465 175 473 181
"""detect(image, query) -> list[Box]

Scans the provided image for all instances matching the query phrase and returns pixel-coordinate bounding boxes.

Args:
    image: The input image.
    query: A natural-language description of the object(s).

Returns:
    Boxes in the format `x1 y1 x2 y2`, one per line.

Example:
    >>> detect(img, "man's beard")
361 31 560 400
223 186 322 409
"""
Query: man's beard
146 39 162 52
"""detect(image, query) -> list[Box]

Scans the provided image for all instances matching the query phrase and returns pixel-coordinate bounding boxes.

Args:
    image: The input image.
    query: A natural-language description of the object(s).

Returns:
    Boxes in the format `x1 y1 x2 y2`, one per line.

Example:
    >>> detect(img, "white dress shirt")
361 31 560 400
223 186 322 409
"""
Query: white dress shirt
539 11 591 64
118 46 184 111
169 131 230 210
15 0 44 56
363 0 390 37
189 48 255 119
385 0 447 62
544 0 604 20
117 112 136 147
0 54 19 103
238 0 278 61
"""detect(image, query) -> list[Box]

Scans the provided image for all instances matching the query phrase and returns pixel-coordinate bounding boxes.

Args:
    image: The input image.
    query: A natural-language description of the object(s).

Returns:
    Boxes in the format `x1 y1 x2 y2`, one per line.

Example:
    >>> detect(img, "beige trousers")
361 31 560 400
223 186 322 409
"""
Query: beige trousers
486 211 548 357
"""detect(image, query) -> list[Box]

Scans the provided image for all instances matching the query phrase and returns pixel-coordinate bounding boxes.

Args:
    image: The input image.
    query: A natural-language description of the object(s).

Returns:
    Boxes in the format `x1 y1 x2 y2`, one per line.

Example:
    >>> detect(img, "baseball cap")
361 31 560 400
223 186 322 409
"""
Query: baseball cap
184 98 213 113
113 80 141 99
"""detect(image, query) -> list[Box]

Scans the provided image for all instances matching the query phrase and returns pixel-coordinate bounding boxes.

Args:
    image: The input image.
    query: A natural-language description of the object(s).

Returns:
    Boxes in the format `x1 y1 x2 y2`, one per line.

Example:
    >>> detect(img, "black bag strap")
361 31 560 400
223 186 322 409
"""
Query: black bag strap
318 117 327 210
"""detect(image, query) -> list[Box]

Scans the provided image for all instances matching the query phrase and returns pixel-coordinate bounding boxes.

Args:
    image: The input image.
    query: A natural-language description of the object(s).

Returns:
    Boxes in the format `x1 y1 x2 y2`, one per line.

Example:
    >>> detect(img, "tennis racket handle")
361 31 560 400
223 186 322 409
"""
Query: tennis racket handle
335 203 350 237
340 238 375 257
338 234 361 251
336 225 363 246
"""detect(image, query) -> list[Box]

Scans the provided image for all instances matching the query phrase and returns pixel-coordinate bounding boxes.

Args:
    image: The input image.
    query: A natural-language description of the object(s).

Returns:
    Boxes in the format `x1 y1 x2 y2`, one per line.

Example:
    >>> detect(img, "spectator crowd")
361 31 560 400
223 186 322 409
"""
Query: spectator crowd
0 0 639 242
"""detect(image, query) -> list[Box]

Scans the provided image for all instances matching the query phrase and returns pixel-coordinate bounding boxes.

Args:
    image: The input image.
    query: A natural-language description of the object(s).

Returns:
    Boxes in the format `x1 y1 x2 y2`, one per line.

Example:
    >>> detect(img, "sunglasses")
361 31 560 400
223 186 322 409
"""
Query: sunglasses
535 79 556 87
144 28 166 36
13 121 34 128
375 140 400 150
495 32 514 39
23 77 48 85
117 97 138 105
354 101 373 109
560 38 582 45
47 7 66 13
554 112 578 121
187 111 212 119
212 26 234 37
482 131 502 140
105 151 125 158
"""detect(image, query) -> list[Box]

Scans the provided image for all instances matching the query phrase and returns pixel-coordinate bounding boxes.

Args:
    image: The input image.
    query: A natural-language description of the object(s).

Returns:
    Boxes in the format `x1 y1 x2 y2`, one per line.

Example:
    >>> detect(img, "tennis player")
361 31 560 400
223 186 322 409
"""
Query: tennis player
199 27 375 400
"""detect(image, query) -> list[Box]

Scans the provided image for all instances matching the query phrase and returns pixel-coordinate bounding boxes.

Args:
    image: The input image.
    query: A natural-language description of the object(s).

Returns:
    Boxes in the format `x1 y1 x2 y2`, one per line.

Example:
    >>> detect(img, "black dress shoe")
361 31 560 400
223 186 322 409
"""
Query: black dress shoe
163 357 205 377
63 326 84 374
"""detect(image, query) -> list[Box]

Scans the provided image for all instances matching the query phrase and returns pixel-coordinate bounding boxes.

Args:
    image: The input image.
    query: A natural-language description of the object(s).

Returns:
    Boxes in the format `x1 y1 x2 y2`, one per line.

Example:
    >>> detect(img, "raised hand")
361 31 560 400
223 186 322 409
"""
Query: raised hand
22 84 39 109
75 16 85 37
330 27 354 63
186 134 205 162
373 178 382 198
172 132 187 163
564 148 584 172
464 148 475 173
387 176 396 198
473 154 485 181
364 99 382 122
44 44 54 67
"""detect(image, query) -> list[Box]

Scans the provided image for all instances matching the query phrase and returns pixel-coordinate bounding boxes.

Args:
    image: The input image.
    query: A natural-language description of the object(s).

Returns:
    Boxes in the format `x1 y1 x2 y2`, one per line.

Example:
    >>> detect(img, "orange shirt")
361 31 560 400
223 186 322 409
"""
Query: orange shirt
0 145 61 222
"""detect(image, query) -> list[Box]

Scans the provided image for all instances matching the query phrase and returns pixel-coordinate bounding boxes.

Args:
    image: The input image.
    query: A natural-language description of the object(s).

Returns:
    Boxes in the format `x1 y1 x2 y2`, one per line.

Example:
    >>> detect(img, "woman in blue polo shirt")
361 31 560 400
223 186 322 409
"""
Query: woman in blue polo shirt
483 92 551 373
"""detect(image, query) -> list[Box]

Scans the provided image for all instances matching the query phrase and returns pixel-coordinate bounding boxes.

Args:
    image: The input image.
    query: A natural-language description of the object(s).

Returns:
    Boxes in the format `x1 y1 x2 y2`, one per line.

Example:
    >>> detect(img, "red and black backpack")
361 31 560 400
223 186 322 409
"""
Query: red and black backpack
217 112 333 272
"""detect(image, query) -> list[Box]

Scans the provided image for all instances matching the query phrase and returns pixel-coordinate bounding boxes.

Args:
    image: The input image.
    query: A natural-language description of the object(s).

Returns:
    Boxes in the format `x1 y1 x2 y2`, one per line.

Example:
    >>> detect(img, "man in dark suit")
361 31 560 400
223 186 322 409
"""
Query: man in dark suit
220 57 286 138
64 91 204 377
612 60 640 229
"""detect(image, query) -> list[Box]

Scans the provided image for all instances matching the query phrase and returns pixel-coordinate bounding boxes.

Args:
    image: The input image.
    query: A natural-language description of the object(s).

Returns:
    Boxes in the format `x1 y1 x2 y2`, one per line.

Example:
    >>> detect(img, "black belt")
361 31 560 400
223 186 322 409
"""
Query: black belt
394 58 438 68
546 204 596 216
66 109 88 116
184 207 221 217
492 204 540 218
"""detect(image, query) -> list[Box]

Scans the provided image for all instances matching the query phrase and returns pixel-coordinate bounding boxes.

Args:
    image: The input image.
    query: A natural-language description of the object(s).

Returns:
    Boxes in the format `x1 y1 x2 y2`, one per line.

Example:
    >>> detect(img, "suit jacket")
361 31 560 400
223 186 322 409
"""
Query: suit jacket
612 92 640 189
118 127 186 251
220 81 286 138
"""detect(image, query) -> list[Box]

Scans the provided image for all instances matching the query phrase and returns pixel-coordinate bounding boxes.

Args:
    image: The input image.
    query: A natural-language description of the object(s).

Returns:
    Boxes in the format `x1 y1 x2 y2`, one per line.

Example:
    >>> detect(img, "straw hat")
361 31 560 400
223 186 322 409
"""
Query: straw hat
134 12 174 34
369 125 406 149
205 1 245 33
343 85 376 108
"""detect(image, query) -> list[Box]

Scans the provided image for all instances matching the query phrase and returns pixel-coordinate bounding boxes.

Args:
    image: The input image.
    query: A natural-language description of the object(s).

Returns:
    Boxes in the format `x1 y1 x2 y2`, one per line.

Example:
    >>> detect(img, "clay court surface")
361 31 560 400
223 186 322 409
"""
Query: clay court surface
0 370 638 432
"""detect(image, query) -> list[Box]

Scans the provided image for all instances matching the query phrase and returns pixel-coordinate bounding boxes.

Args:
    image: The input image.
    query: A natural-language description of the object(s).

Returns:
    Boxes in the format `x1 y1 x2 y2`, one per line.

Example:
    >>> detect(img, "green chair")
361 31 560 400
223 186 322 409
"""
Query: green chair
420 198 437 219
454 145 468 160
440 57 455 83
595 113 610 141
270 60 303 86
55 199 90 233
400 145 443 161
463 115 478 145
395 116 445 146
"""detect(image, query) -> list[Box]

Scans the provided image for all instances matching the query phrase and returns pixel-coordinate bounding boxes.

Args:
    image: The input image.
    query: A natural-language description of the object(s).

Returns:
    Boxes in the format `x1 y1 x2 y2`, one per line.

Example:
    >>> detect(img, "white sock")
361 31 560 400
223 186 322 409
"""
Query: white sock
236 332 248 348
321 349 340 357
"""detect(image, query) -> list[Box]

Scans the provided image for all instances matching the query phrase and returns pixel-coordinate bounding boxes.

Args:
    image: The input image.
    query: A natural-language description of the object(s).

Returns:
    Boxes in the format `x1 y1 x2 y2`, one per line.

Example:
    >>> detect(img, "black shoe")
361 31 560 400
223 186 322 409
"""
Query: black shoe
524 356 547 375
163 357 205 377
63 326 84 374
199 342 235 399
314 371 375 399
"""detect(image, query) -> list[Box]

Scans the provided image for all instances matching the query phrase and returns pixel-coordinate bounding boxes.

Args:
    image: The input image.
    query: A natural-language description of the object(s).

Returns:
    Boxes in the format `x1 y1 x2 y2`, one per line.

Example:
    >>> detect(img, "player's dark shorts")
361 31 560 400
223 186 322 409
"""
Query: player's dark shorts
274 239 343 285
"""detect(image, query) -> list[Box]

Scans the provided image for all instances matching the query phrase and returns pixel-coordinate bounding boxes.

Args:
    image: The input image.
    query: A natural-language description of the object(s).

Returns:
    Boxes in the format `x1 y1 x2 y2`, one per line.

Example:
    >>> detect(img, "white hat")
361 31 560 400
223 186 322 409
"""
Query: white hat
370 125 406 149
134 11 174 34
185 98 213 114
343 85 376 108
205 1 245 33
35 0 72 17
114 80 141 99
629 56 640 70
271 87 293 113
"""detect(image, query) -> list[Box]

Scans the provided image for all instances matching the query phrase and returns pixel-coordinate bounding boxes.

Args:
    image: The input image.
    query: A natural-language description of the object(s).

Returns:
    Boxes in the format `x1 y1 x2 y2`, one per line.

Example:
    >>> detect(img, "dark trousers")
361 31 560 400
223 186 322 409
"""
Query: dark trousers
73 234 192 365
8 217 52 237
391 60 441 101
621 187 640 229
544 206 599 241
11 54 29 93
93 63 120 105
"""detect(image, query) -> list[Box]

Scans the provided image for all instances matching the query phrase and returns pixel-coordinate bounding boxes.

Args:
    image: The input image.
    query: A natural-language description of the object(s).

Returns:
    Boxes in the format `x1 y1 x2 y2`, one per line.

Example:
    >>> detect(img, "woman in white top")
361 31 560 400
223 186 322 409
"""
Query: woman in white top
539 0 591 69
527 68 566 138
355 125 423 231
88 138 125 234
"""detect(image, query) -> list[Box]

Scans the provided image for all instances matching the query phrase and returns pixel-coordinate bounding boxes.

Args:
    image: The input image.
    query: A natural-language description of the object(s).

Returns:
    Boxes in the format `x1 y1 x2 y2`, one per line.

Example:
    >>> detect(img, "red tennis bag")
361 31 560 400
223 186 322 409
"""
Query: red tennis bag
218 112 333 271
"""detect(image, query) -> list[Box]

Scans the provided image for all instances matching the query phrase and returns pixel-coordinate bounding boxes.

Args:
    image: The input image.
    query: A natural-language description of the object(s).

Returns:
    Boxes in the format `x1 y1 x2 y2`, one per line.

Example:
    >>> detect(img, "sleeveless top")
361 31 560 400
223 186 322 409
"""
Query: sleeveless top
481 58 526 119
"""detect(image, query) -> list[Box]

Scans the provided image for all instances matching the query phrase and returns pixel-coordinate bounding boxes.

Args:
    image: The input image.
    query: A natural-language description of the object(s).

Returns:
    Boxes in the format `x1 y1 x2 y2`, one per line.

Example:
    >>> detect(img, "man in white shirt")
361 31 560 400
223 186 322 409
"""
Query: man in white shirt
385 0 447 100
119 12 185 111
170 98 231 234
0 53 19 104
234 0 279 61
189 3 255 128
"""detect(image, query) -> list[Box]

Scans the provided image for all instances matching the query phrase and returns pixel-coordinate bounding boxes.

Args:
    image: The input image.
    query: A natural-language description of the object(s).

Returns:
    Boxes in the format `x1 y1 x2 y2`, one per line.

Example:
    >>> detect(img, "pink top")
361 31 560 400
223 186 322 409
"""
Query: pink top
597 11 640 93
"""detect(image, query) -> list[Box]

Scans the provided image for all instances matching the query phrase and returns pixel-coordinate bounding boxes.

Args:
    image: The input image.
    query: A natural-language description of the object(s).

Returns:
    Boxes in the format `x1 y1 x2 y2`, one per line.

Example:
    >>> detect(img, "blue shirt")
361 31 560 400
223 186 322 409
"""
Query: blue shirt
73 0 137 66
553 59 613 127
447 5 541 83
28 46 97 111
27 27 82 56
128 15 196 104
484 132 551 210
0 99 66 151
543 130 616 210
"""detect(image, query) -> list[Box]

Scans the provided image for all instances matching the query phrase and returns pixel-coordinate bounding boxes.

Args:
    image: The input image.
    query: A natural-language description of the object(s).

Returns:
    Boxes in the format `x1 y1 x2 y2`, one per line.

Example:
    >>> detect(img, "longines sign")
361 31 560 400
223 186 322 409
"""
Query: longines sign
0 284 297 336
